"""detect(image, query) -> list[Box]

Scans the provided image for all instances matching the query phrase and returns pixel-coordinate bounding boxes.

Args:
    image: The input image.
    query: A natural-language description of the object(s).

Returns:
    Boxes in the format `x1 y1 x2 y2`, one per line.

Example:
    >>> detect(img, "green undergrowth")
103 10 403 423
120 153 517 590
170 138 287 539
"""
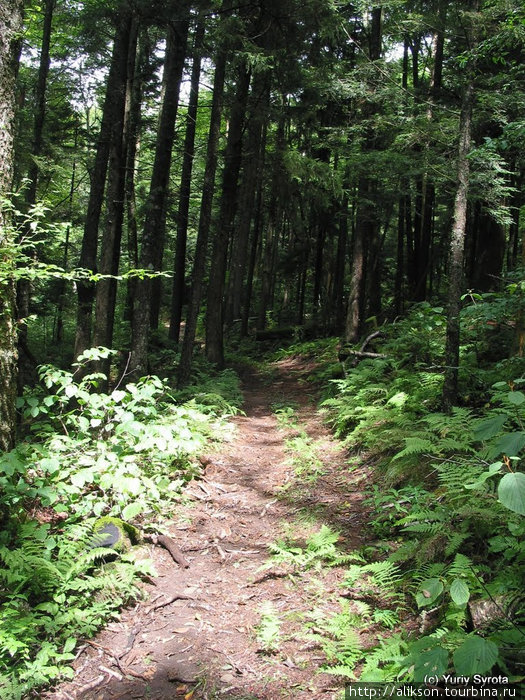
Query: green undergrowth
264 296 525 684
272 402 326 483
0 347 242 699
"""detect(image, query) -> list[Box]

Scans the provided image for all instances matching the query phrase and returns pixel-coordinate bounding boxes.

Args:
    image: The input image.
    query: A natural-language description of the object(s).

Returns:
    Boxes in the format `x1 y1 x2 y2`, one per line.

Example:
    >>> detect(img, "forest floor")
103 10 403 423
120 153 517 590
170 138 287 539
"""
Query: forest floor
46 357 376 700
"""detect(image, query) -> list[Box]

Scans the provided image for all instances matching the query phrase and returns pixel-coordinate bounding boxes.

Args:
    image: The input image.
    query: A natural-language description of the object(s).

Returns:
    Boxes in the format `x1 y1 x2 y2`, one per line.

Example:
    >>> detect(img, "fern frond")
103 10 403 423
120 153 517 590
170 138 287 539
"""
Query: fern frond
361 561 403 593
393 437 436 460
444 532 470 557
447 553 473 578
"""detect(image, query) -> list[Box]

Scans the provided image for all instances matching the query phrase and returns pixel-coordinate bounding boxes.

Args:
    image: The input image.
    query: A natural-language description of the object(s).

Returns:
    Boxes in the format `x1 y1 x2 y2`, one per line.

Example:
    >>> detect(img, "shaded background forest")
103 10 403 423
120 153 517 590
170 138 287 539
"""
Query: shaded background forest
1 1 525 695
9 0 525 390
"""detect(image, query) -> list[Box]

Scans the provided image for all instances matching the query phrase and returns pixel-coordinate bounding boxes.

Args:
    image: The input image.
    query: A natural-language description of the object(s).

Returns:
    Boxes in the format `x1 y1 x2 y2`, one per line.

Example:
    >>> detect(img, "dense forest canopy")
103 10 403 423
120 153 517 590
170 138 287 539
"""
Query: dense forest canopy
1 0 522 397
0 0 525 696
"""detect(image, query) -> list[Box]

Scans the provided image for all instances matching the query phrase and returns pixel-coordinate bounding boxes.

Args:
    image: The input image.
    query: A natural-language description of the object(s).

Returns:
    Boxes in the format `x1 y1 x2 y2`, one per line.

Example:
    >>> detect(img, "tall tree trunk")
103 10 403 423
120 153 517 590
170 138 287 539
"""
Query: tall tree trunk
442 81 474 411
240 130 267 337
177 50 227 387
124 32 149 324
344 182 367 343
205 62 251 367
506 168 522 271
17 0 54 388
25 0 54 206
0 0 23 451
225 73 270 329
413 8 445 301
93 15 138 381
333 196 348 333
130 17 189 375
344 7 381 342
169 21 204 344
54 126 78 343
149 19 190 332
74 11 135 360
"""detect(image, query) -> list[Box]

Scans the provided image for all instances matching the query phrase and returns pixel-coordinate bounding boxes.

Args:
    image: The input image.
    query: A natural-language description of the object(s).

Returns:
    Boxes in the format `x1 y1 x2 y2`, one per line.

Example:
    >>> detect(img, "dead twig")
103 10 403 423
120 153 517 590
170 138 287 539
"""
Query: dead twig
145 592 195 614
76 674 105 694
99 664 123 681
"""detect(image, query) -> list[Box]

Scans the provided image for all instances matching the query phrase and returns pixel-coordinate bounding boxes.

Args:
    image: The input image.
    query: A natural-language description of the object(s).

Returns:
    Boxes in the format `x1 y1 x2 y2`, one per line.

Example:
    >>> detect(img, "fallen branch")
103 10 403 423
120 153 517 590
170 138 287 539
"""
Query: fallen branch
144 533 190 568
145 592 195 614
76 674 105 694
347 350 387 360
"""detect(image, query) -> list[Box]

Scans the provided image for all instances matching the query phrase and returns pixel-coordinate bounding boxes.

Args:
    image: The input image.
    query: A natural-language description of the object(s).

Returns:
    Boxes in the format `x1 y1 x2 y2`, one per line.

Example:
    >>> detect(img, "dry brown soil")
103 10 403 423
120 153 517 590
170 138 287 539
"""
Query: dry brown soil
46 358 373 700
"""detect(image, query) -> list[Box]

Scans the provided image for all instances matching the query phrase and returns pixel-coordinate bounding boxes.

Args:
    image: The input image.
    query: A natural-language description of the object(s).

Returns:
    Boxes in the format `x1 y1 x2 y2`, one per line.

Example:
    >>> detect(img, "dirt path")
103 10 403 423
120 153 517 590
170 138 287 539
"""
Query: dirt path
47 358 371 700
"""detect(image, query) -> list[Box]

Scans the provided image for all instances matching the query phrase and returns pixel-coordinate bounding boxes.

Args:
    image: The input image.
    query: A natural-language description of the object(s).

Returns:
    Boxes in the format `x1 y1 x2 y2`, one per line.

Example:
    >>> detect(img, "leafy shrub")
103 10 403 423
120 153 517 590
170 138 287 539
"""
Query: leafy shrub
0 348 238 697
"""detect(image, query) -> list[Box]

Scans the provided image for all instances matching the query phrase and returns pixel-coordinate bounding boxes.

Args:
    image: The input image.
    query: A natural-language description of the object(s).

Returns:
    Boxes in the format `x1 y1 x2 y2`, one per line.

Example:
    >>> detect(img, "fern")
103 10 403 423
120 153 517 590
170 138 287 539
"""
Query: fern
447 553 474 579
359 634 409 681
393 437 436 460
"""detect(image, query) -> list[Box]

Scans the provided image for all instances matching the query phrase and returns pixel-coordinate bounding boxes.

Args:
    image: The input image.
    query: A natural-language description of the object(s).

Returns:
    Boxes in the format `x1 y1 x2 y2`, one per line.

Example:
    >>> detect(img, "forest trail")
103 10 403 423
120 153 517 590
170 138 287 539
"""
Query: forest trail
47 358 371 700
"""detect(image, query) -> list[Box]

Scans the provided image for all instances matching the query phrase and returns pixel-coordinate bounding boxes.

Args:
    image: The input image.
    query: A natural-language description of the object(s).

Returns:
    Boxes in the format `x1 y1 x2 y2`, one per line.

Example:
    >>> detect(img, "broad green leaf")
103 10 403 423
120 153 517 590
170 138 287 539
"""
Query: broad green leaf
64 384 77 398
122 501 144 520
413 646 449 682
464 462 502 490
453 636 498 676
63 637 77 654
37 487 58 505
70 468 96 488
40 457 60 474
492 432 525 458
507 391 525 406
473 414 508 441
498 472 525 515
120 476 142 496
416 578 443 607
450 579 470 606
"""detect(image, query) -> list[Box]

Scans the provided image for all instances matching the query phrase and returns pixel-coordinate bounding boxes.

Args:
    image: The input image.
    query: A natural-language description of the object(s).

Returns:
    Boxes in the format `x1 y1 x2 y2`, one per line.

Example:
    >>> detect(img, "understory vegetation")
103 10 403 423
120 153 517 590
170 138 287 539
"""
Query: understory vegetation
0 349 241 699
267 284 525 686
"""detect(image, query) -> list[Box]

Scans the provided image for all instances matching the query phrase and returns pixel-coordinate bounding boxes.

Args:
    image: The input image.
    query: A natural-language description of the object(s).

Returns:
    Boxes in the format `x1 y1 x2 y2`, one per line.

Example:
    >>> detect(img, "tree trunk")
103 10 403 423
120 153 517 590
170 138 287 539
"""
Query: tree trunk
0 0 23 451
169 21 204 344
225 72 270 329
177 50 227 387
240 130 267 337
344 182 367 343
93 15 138 381
124 32 149 324
344 7 381 342
74 11 135 361
17 0 54 388
148 18 190 332
413 10 445 301
442 81 474 411
54 126 78 343
130 17 189 375
205 62 251 367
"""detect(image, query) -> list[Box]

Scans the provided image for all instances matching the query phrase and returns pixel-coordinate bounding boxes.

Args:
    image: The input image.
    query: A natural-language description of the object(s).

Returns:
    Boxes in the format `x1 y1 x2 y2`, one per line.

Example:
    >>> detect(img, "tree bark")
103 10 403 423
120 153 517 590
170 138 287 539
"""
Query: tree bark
124 33 149 324
169 21 204 344
442 81 474 411
177 50 227 387
93 15 138 381
205 62 251 367
74 11 135 361
17 0 54 389
225 72 270 329
148 18 190 332
130 17 189 375
344 7 381 342
0 0 23 451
